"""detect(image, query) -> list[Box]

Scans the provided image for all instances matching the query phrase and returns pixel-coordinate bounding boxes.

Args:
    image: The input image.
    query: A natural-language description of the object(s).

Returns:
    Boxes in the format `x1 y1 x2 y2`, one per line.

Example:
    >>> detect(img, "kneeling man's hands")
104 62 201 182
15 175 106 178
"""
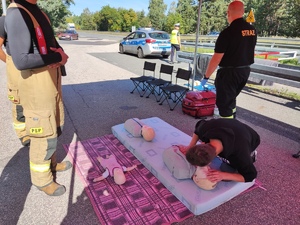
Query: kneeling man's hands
178 145 188 155
206 169 223 183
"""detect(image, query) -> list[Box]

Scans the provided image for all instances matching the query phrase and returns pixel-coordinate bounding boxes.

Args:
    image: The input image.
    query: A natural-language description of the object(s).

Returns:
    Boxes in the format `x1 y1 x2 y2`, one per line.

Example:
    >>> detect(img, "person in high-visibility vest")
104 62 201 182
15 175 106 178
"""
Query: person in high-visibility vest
169 23 181 64
5 0 70 196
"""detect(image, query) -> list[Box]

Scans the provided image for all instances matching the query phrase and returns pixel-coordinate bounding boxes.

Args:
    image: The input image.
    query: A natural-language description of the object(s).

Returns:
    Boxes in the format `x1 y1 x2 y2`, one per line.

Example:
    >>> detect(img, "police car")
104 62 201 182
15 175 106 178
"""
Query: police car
119 29 171 58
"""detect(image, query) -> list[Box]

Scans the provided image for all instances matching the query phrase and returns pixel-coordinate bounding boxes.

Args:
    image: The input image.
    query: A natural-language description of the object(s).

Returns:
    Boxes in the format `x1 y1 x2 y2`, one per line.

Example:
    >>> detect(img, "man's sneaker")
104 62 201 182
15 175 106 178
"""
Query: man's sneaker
251 150 257 162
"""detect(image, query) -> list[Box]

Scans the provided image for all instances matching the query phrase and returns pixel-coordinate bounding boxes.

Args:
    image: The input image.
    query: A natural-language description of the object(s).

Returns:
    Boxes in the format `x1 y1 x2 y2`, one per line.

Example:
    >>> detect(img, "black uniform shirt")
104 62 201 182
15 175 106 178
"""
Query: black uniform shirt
194 118 260 182
215 18 257 67
5 0 62 70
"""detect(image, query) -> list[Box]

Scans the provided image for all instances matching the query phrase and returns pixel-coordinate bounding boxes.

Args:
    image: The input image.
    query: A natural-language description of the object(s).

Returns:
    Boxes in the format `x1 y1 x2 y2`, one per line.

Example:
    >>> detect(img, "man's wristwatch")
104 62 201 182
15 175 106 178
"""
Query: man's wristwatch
203 75 209 79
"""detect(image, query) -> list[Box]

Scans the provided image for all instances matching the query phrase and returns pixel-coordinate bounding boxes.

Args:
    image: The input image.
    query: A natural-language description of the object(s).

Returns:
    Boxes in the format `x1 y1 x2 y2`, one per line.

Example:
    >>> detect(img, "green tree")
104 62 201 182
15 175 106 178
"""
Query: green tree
80 8 96 30
200 0 229 35
176 0 198 34
119 8 138 32
165 1 182 33
148 0 167 30
1 0 74 27
137 10 151 28
277 0 300 37
253 0 283 36
94 6 120 31
62 0 74 6
38 0 70 28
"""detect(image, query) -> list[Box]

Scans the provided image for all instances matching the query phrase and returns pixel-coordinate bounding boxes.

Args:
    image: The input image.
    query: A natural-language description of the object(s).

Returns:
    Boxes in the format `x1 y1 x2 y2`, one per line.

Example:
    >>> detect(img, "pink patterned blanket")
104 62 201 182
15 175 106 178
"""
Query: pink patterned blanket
63 134 193 225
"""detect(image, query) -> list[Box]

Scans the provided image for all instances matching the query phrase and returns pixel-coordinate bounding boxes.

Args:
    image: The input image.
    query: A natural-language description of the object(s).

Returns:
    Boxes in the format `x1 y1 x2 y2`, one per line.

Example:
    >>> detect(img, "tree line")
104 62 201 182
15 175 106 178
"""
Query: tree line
1 0 299 38
72 0 300 38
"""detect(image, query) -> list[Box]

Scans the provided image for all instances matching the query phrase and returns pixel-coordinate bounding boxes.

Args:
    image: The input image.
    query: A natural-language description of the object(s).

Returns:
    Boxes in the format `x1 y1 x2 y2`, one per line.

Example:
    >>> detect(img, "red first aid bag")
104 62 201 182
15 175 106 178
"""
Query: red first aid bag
182 91 216 118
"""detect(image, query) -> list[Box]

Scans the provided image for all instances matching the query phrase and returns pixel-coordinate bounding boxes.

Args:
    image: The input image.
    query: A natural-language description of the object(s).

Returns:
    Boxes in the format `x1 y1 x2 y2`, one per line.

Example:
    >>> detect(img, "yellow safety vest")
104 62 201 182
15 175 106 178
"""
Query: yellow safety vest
170 29 179 44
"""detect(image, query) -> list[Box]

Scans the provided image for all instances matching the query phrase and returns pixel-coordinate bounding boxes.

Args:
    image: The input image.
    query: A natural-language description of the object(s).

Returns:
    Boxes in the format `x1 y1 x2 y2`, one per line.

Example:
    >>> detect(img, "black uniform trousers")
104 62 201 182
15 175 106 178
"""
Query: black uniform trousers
214 67 250 118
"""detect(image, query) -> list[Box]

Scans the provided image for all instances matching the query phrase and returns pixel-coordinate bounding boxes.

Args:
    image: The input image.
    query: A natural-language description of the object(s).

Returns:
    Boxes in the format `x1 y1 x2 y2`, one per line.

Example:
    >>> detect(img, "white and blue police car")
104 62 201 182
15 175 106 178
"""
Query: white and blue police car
119 28 171 58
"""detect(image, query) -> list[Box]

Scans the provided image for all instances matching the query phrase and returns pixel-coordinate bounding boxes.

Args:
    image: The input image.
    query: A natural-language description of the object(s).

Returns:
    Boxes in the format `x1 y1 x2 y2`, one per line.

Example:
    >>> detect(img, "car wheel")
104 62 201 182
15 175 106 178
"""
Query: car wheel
119 45 124 54
137 48 144 58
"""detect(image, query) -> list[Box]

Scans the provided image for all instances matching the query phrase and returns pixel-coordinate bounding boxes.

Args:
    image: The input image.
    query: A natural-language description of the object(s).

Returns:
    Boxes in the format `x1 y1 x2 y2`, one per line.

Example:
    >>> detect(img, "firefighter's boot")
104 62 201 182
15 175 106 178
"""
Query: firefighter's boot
38 181 66 196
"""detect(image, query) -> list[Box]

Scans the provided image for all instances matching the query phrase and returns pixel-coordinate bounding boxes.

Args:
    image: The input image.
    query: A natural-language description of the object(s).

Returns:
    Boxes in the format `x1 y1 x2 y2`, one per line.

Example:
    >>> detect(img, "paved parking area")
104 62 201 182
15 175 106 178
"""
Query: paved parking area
0 38 299 225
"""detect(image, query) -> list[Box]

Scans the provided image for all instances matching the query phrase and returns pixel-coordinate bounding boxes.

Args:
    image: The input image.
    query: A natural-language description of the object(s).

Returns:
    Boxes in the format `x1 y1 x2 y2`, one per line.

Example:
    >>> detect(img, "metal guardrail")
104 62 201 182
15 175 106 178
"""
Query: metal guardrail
176 51 194 64
250 64 300 82
182 38 300 55
182 35 300 49
250 63 300 88
176 51 300 88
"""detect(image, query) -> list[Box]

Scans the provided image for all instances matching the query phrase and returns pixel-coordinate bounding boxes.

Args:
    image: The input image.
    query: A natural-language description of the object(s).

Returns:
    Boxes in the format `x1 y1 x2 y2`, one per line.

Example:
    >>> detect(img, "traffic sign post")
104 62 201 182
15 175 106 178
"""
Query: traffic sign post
246 8 255 24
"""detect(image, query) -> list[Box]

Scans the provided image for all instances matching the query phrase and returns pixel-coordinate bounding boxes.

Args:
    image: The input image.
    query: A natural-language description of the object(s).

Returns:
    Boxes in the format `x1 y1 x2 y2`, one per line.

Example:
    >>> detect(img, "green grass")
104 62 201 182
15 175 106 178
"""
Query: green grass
246 84 300 102
181 46 214 54
280 59 300 66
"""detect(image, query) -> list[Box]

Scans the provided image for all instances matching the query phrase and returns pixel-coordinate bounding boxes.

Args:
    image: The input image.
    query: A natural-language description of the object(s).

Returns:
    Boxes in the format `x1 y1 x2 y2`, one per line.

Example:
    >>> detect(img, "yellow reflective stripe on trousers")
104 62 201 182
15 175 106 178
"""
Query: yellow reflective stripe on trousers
221 115 234 119
232 108 236 113
13 122 26 130
30 161 50 172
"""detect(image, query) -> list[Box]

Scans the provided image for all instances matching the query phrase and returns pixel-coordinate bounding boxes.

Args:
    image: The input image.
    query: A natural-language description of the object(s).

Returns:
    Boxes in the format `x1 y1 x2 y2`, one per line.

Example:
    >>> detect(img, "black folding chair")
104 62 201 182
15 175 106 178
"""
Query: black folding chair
159 68 191 111
130 61 156 97
145 64 174 102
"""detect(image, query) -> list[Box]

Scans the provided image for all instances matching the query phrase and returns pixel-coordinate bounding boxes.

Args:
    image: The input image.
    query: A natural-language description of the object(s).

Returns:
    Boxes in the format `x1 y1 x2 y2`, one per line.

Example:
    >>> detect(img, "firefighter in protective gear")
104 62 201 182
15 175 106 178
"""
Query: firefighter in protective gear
170 23 181 64
0 13 30 146
7 55 31 146
5 0 70 196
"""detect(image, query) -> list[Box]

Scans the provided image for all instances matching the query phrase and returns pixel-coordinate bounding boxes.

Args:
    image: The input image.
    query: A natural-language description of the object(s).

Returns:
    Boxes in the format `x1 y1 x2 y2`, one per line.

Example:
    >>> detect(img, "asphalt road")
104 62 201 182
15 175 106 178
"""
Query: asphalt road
0 33 299 225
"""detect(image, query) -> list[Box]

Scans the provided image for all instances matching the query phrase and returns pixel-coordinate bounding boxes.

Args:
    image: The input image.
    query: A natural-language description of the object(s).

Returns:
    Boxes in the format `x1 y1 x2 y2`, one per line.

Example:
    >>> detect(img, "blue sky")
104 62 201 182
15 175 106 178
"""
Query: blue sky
69 0 176 16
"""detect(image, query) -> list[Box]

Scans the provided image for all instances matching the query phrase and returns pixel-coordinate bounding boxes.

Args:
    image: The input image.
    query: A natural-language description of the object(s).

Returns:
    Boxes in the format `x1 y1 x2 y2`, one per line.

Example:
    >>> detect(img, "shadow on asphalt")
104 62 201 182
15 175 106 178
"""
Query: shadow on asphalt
0 146 31 224
1 71 299 224
243 86 300 110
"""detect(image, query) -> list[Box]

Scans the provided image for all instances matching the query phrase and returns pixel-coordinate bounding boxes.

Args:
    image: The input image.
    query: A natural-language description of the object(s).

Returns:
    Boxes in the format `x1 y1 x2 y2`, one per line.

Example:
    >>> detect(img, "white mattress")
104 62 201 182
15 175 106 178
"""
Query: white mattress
111 117 255 215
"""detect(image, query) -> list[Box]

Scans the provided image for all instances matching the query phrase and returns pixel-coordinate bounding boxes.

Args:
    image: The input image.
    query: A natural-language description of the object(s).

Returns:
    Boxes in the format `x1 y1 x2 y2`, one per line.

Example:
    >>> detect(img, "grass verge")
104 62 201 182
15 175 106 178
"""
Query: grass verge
246 83 300 102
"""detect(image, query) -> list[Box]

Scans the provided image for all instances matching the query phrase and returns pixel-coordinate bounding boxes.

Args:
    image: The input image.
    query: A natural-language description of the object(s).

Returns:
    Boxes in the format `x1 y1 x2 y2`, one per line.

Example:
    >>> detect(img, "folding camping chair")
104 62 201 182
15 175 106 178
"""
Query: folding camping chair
145 64 174 102
130 61 156 97
159 68 192 111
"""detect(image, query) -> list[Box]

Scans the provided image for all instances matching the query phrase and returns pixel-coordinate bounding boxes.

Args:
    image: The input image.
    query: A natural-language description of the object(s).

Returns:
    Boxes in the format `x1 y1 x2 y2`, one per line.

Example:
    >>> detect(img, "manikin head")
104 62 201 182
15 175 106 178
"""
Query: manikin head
113 168 126 185
192 166 217 190
141 125 155 142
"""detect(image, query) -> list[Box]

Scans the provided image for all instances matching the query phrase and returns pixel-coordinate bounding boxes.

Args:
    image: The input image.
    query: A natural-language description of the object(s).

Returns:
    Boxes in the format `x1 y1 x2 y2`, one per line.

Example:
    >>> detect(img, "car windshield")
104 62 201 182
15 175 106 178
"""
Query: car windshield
149 32 169 40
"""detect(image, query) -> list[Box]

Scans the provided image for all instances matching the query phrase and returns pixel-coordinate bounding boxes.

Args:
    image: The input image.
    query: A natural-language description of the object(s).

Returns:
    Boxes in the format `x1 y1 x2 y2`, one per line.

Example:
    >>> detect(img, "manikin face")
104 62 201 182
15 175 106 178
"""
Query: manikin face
113 168 126 185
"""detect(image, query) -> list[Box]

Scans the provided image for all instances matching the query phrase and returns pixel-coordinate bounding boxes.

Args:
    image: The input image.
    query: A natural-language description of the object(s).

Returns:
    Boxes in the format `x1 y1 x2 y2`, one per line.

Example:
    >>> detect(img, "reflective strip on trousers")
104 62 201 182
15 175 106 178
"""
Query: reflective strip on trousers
30 161 50 172
220 115 234 119
13 122 26 130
